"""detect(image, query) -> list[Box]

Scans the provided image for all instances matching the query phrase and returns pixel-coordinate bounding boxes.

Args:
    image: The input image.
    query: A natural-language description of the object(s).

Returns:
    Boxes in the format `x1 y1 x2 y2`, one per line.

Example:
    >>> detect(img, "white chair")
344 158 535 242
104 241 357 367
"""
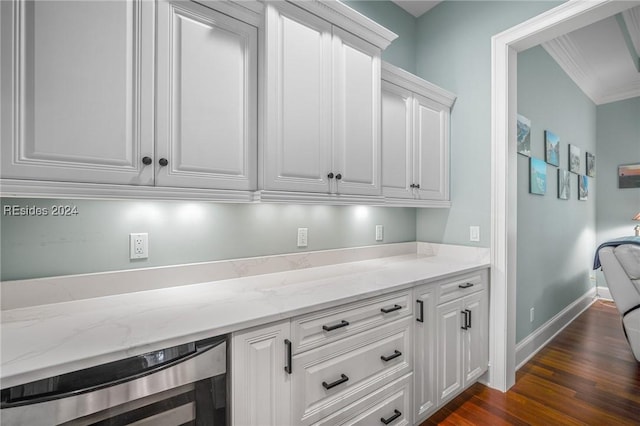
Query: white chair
599 244 640 361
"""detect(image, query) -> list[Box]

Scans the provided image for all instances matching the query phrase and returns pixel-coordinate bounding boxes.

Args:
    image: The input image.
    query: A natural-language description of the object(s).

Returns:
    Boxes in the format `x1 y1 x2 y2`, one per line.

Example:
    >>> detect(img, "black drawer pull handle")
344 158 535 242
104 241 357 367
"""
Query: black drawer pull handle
461 310 468 330
381 304 402 314
417 299 424 323
380 350 402 362
323 320 349 332
458 283 474 289
322 374 349 390
284 339 292 374
381 409 401 424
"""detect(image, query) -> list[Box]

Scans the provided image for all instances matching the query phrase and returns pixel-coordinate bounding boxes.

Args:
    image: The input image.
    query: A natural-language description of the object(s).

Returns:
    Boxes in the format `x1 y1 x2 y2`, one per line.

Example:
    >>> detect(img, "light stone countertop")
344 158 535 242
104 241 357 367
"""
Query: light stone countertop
1 243 489 389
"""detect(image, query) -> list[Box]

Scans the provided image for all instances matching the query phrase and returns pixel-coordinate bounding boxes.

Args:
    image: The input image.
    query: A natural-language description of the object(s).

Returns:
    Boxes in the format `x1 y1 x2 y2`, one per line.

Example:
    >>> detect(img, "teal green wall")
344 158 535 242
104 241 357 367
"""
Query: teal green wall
595 97 640 287
516 46 597 343
414 1 560 246
1 200 416 281
344 0 417 73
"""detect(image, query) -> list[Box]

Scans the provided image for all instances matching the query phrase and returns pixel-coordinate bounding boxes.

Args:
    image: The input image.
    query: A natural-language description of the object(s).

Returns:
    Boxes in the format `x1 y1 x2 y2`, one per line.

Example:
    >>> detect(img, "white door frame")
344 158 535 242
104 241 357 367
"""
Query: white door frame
489 0 640 392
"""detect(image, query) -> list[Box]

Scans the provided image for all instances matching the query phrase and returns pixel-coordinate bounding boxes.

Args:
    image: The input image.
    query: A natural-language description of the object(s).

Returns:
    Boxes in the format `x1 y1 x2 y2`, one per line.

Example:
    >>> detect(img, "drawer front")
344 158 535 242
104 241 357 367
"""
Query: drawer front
311 373 413 426
292 317 412 426
437 270 487 305
292 290 412 354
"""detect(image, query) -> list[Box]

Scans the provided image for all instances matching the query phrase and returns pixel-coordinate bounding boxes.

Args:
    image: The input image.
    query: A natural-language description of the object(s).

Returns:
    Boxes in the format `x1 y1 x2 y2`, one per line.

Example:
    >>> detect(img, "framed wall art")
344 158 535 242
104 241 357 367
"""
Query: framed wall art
530 157 547 195
517 114 531 156
618 163 640 188
578 175 588 200
569 144 581 174
545 130 559 166
558 169 570 200
586 152 595 177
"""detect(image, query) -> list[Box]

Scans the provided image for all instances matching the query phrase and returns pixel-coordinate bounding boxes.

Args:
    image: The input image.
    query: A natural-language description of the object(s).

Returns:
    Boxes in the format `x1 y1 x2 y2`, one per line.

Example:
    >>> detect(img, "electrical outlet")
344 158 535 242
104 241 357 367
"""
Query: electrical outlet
375 225 384 242
530 307 535 323
130 233 148 259
297 228 308 248
469 226 480 242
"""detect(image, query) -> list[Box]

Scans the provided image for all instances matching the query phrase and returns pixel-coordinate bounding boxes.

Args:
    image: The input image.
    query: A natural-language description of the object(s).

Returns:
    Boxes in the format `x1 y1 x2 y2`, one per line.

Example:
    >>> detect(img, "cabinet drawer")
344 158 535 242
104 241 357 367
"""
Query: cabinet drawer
437 270 487 305
311 373 412 426
292 290 412 354
292 317 412 425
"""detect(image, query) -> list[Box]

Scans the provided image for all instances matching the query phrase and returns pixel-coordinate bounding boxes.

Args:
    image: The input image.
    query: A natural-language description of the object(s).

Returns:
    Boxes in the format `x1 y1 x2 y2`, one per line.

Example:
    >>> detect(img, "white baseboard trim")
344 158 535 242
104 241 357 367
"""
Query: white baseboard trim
515 287 597 370
596 286 612 300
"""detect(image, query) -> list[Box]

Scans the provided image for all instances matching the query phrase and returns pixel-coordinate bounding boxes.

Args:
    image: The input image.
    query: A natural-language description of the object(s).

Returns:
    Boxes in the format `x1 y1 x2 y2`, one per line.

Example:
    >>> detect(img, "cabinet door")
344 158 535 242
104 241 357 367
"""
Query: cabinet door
332 27 381 196
413 286 437 422
0 0 154 185
436 298 463 406
262 3 333 193
231 320 291 426
463 290 489 386
156 0 257 190
413 94 450 200
381 81 413 199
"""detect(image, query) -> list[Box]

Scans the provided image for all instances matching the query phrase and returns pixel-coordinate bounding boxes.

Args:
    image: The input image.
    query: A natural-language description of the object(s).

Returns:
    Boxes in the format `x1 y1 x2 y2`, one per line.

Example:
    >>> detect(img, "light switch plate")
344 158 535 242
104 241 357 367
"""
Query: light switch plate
375 225 383 242
469 226 480 242
297 228 308 248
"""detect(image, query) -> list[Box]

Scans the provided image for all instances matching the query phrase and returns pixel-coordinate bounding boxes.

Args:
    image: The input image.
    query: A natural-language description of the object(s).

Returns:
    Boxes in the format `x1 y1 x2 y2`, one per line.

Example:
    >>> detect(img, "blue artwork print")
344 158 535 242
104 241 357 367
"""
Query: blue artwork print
530 157 547 195
545 130 560 167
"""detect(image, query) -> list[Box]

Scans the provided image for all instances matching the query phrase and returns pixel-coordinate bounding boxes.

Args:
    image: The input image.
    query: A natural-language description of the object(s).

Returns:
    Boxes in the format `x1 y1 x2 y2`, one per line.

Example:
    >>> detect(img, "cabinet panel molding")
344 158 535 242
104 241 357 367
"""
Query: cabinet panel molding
156 0 257 190
0 0 155 185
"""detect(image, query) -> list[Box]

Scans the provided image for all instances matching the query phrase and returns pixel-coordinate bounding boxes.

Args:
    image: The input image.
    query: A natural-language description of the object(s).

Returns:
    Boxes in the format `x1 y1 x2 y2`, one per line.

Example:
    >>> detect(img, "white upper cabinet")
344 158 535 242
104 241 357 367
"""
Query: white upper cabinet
381 62 456 207
0 0 155 185
260 1 395 200
1 0 259 199
156 0 257 190
262 3 333 194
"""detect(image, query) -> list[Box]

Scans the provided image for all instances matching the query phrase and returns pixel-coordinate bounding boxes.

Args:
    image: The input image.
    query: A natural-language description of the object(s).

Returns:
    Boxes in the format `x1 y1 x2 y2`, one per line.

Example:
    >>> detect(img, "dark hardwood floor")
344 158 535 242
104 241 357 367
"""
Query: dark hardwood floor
421 300 640 425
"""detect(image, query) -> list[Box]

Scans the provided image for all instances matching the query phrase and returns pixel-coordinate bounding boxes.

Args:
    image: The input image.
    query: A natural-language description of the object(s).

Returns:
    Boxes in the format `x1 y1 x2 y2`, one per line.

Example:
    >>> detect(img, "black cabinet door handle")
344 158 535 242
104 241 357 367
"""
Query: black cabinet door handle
466 309 472 328
461 311 468 330
335 173 342 180
158 158 169 167
322 374 349 390
380 409 402 425
142 156 152 165
380 350 402 362
284 339 292 374
416 299 424 323
327 172 334 179
458 282 474 289
322 320 349 332
380 304 402 314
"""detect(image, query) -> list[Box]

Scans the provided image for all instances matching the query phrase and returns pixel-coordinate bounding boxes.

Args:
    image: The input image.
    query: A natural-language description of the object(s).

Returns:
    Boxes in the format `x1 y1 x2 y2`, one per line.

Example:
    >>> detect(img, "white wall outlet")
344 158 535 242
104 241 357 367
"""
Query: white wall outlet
530 307 535 323
297 228 308 248
469 226 480 242
130 233 148 259
375 225 384 242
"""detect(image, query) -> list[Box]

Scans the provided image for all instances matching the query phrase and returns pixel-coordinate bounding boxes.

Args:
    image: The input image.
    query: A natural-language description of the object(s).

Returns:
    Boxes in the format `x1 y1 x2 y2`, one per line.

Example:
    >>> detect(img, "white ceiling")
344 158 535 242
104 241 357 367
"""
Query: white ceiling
542 6 640 105
391 0 441 18
391 1 640 105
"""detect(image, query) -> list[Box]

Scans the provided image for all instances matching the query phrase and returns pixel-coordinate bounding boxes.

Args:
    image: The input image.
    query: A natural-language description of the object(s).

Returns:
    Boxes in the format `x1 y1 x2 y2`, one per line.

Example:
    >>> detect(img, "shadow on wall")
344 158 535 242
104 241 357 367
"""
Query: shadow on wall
416 208 450 243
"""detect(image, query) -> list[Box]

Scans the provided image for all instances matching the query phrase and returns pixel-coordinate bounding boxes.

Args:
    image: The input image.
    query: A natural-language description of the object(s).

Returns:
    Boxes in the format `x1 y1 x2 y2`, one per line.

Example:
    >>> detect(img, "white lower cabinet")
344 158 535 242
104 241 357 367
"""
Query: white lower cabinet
231 320 291 426
231 270 489 426
412 286 437 423
435 278 488 407
291 317 412 425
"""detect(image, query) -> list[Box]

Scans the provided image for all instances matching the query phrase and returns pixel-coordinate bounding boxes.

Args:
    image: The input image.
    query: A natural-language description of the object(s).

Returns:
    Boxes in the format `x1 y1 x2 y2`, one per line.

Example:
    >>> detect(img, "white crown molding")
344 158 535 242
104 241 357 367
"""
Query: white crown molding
543 33 640 105
542 35 606 105
382 61 457 108
196 0 264 26
622 6 640 57
282 0 398 50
